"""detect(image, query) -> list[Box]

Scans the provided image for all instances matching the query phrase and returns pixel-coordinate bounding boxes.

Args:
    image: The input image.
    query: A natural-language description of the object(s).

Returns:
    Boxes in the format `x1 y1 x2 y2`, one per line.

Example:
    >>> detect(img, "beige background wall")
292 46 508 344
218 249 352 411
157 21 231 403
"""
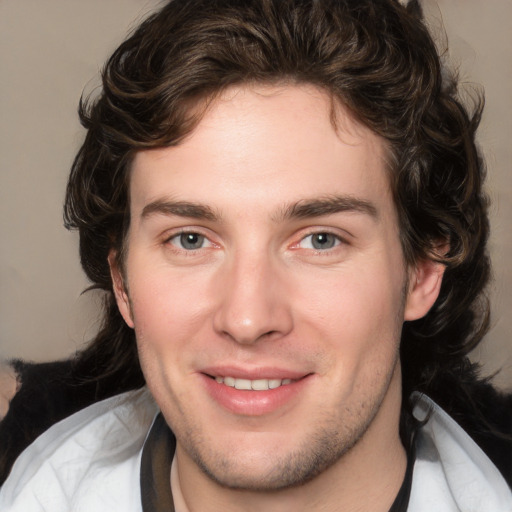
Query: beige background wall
1 1 511 389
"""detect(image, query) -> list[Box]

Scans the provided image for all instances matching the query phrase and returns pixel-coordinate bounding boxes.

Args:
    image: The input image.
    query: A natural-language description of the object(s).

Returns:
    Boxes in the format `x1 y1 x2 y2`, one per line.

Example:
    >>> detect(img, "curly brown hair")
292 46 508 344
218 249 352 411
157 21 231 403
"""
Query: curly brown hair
64 0 490 409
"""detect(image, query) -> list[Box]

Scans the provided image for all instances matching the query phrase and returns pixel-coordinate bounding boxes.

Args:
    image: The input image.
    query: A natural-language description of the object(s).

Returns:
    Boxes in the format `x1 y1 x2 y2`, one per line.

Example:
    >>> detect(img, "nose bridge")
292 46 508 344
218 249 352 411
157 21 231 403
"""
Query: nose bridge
213 245 292 344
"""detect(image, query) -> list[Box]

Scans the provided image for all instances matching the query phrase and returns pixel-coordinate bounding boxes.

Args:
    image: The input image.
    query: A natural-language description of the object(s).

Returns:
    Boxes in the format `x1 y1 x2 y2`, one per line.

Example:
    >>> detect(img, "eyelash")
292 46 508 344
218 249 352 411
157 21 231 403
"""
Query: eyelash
163 228 347 256
294 231 347 253
165 230 214 252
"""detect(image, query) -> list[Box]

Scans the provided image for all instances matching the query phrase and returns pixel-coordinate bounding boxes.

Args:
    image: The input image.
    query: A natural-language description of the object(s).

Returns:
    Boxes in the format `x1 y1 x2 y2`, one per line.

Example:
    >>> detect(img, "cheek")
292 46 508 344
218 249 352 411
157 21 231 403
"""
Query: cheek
298 266 404 327
126 271 207 407
292 264 405 367
126 263 216 352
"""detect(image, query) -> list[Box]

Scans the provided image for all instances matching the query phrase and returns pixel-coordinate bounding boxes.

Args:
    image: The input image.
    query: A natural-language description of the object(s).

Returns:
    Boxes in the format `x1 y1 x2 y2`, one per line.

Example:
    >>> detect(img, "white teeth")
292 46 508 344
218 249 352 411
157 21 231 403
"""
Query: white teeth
268 379 282 389
235 378 252 390
214 376 294 390
224 376 236 387
251 379 269 390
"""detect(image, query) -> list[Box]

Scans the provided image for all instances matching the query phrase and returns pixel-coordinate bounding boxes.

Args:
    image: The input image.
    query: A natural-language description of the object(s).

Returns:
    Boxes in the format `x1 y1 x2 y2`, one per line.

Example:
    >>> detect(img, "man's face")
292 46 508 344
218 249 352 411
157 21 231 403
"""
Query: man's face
113 84 437 491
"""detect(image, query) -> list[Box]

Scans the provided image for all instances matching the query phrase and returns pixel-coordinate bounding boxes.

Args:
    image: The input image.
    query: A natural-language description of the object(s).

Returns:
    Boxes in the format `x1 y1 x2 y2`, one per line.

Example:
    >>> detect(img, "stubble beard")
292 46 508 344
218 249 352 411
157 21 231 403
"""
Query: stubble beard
176 367 399 493
190 420 370 492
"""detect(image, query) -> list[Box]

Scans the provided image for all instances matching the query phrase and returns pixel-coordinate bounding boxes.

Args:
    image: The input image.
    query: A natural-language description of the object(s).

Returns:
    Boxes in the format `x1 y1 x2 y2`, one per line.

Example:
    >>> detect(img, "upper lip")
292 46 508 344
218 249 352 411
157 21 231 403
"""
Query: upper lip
201 365 310 381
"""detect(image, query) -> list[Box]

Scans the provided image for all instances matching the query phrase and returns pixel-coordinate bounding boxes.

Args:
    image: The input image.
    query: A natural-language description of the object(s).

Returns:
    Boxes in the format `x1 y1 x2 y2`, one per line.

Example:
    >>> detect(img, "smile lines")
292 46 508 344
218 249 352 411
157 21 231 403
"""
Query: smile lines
214 376 294 391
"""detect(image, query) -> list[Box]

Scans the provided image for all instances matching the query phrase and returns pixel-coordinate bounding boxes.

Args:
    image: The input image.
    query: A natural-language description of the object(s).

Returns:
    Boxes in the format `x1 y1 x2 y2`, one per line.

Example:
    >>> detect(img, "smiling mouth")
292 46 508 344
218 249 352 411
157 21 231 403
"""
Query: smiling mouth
212 376 295 391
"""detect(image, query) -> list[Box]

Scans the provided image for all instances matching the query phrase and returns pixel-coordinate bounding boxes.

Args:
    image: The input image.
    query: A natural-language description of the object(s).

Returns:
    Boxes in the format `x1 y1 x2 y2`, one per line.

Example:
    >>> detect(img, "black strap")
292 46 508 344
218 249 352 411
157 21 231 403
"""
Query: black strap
388 432 416 512
140 413 176 512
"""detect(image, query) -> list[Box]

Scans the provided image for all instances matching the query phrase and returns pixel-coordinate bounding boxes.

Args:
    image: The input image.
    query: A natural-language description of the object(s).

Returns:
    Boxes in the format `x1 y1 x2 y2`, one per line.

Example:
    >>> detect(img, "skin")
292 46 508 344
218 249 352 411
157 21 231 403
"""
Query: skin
111 84 444 511
0 363 17 420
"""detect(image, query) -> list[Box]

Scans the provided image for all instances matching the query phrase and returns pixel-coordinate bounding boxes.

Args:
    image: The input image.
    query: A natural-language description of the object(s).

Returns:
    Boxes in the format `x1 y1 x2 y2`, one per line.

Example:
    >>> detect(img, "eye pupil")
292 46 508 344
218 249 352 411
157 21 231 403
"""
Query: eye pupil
312 233 335 250
180 233 203 249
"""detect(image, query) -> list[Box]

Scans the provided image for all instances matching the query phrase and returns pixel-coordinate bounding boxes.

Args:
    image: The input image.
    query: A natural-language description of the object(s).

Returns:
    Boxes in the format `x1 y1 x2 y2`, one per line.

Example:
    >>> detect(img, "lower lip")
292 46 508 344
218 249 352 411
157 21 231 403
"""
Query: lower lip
201 374 311 416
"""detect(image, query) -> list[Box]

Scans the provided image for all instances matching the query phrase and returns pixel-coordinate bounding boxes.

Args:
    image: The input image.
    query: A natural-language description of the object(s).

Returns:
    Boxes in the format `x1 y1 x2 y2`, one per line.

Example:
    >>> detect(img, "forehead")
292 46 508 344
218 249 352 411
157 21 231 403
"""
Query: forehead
129 84 393 220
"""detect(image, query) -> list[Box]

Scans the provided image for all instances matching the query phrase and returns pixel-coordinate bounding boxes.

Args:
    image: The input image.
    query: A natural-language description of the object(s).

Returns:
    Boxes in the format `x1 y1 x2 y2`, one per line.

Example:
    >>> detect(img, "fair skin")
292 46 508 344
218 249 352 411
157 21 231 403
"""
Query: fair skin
0 363 17 420
111 84 444 512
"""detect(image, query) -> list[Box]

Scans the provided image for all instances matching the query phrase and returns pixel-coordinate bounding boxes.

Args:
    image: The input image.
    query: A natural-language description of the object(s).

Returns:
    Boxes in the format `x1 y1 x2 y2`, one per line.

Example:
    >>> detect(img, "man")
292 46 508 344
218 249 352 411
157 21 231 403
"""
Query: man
0 0 511 510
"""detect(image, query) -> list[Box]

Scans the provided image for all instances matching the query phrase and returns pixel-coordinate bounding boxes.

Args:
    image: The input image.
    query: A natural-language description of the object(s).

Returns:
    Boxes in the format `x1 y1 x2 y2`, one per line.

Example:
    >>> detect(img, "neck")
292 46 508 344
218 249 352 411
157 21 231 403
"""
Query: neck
174 367 406 512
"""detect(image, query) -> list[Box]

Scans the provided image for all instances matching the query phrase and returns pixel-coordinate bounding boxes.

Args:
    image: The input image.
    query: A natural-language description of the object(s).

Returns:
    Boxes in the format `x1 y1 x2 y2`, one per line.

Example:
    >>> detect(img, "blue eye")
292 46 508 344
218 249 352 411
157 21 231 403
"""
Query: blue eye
170 232 209 250
300 233 340 250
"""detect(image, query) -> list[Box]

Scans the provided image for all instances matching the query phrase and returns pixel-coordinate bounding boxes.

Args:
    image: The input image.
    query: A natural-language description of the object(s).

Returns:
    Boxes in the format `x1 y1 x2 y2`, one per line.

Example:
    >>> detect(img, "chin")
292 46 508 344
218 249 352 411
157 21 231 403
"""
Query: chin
177 413 370 492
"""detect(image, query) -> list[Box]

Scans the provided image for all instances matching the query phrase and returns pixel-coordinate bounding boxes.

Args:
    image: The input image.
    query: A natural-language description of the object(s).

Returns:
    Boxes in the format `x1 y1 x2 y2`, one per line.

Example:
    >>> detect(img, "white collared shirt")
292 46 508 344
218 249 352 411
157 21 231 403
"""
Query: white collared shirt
0 388 510 511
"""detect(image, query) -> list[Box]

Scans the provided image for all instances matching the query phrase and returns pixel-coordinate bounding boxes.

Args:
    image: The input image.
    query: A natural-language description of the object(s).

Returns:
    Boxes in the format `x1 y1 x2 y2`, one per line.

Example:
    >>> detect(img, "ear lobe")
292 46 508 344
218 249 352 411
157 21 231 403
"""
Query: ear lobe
108 251 135 328
404 258 445 322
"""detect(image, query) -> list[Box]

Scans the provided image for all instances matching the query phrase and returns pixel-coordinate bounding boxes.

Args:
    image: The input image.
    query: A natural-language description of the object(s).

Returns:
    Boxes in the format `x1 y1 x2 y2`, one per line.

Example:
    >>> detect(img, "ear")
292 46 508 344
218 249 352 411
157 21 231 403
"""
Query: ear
404 257 445 321
108 251 135 328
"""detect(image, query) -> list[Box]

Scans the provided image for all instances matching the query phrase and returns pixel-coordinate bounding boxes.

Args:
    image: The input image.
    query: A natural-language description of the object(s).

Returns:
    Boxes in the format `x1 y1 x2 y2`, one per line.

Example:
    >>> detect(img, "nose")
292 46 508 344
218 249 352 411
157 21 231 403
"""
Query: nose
213 253 293 345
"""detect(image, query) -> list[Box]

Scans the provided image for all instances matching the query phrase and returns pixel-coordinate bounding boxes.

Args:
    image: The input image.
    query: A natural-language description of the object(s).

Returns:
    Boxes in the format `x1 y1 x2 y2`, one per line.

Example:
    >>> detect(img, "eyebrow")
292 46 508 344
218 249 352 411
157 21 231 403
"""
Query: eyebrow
275 195 379 222
141 200 219 221
140 195 378 224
